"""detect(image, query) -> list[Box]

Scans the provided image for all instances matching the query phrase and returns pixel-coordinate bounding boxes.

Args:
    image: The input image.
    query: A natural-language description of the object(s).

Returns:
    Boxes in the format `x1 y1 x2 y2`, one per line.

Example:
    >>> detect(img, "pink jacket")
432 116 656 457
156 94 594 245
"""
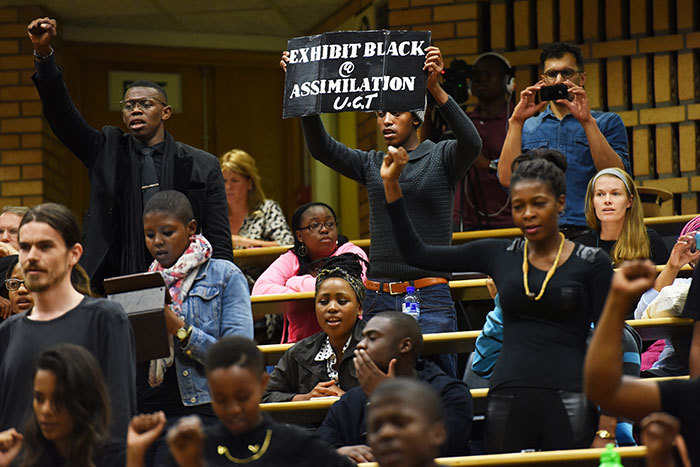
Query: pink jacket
252 242 368 343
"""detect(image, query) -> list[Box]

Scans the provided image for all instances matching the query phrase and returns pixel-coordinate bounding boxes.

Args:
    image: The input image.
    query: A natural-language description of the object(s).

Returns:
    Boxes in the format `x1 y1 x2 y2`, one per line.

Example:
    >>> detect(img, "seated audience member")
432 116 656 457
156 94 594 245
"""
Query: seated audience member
640 413 691 467
253 202 368 343
262 253 366 402
0 203 136 439
4 257 33 316
584 261 700 467
220 149 294 250
135 191 253 464
575 168 668 265
367 378 447 467
0 206 28 319
126 336 354 467
317 312 472 463
635 218 700 377
0 344 125 467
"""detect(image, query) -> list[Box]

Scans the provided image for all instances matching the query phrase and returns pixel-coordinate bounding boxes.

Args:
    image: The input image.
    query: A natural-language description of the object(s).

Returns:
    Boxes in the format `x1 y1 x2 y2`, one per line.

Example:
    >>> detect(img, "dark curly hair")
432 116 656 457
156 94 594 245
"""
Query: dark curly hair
510 148 567 198
540 42 584 70
291 202 348 275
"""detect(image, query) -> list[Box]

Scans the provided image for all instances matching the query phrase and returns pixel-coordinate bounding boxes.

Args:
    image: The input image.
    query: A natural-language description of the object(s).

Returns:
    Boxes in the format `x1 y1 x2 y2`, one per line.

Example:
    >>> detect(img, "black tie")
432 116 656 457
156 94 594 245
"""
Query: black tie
139 146 159 206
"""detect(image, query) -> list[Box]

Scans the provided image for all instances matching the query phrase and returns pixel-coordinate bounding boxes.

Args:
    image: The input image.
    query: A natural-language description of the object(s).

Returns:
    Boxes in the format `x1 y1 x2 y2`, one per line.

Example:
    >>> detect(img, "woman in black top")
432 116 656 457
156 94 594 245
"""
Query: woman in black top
0 344 124 467
381 147 613 453
575 167 668 266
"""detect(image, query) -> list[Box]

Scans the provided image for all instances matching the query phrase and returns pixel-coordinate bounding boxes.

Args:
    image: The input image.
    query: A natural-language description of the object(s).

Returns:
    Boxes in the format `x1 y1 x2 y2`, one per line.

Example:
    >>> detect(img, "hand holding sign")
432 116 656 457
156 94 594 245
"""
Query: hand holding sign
424 46 448 106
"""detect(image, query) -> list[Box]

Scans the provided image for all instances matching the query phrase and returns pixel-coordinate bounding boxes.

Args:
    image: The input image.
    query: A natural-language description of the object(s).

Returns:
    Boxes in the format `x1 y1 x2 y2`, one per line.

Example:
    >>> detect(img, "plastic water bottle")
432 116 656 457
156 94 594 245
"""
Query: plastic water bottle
598 443 622 467
402 286 420 320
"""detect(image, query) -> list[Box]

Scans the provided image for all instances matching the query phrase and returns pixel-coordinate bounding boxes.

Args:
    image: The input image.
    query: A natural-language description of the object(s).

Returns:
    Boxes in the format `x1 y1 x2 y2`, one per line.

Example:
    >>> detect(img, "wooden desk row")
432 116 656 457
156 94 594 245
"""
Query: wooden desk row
250 264 693 320
258 317 694 366
260 377 686 425
234 213 698 270
357 446 647 466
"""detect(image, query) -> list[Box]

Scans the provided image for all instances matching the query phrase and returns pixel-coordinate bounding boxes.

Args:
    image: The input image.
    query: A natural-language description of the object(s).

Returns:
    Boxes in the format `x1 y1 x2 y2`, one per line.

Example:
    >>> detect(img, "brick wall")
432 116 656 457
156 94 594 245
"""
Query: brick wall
0 5 69 209
388 0 700 216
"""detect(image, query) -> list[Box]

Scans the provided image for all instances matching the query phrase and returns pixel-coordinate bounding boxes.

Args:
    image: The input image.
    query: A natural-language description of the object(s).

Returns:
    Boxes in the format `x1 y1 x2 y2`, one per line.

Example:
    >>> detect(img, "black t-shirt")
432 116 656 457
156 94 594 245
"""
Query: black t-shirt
0 297 136 438
682 264 700 320
574 228 669 266
23 437 125 467
658 377 700 466
386 197 613 392
162 414 353 466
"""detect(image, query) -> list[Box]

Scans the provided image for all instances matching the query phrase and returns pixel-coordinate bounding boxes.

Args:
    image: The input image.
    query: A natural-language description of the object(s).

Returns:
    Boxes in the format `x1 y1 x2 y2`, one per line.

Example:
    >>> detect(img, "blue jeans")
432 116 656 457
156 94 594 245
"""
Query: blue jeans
362 282 457 377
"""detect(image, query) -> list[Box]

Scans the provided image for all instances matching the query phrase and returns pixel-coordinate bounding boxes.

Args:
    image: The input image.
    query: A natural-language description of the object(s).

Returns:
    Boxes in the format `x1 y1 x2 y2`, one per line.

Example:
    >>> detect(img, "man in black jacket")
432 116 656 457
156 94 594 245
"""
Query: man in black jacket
27 18 233 291
317 312 472 464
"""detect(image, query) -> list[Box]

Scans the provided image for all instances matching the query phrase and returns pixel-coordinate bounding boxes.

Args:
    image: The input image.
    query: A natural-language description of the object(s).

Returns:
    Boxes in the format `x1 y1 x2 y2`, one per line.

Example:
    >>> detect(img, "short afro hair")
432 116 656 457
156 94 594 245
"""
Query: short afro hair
125 80 168 102
205 336 265 377
370 378 444 424
369 311 423 357
143 190 194 226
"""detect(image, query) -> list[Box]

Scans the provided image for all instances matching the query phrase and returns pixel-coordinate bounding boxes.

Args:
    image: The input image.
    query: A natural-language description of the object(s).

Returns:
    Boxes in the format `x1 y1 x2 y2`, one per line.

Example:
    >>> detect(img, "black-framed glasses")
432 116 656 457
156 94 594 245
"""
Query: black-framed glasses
542 68 582 80
5 278 25 291
297 221 337 233
118 98 167 112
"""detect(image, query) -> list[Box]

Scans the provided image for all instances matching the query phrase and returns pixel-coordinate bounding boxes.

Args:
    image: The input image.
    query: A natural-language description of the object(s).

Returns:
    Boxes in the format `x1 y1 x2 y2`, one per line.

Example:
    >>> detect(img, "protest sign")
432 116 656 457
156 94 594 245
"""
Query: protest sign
283 29 431 118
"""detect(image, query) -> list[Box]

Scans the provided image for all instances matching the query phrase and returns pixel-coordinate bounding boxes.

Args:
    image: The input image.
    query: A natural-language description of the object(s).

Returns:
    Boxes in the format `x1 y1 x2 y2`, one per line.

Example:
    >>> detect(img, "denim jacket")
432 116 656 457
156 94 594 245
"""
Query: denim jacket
175 258 253 406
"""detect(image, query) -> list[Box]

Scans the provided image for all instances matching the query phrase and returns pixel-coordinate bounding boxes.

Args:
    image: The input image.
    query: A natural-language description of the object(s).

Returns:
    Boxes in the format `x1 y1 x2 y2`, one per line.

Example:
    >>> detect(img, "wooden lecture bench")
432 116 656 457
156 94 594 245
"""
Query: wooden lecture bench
258 318 694 367
357 446 647 466
235 214 698 270
260 378 684 424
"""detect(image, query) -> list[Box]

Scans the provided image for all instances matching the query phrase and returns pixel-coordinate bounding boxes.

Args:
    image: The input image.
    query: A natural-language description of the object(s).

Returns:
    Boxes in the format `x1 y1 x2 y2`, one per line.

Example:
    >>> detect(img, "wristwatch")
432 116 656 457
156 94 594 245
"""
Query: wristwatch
176 325 193 344
596 429 614 440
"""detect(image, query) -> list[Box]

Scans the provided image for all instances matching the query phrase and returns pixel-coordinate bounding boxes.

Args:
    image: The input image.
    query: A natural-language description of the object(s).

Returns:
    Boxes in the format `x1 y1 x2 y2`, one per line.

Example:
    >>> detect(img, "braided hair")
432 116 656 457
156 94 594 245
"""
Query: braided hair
510 148 567 198
315 253 367 303
291 202 349 275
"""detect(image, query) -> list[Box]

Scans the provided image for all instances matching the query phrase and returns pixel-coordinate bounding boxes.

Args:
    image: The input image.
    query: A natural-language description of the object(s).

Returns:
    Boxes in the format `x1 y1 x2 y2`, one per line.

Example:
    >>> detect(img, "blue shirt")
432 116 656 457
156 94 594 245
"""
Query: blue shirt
521 107 630 226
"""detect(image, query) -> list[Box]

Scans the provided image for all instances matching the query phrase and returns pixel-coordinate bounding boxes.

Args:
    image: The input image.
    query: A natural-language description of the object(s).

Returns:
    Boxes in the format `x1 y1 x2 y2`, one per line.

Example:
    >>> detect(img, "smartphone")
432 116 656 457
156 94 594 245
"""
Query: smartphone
694 232 700 252
540 84 569 101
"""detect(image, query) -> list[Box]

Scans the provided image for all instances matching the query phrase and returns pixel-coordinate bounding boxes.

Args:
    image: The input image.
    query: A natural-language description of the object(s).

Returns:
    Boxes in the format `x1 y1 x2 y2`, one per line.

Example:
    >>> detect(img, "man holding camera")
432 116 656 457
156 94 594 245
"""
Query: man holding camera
497 43 629 237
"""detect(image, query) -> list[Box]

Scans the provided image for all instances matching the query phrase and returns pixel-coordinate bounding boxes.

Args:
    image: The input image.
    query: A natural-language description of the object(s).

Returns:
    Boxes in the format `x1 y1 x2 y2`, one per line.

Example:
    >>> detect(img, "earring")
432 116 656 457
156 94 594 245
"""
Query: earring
298 243 308 256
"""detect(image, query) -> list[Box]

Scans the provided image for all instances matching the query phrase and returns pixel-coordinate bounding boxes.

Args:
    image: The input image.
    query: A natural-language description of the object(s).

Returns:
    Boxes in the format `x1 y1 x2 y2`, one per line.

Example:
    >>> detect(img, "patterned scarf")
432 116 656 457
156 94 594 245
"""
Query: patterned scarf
147 234 212 387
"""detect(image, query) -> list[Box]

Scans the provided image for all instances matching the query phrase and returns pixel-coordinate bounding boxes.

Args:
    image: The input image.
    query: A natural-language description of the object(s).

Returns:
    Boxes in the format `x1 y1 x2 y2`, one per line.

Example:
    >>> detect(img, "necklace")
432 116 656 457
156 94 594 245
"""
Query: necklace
217 429 272 464
522 232 566 301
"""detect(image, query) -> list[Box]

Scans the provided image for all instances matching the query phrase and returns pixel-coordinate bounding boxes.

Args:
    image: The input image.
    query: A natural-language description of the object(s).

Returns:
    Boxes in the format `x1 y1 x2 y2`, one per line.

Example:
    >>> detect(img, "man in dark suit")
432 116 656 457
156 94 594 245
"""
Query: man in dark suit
27 18 233 291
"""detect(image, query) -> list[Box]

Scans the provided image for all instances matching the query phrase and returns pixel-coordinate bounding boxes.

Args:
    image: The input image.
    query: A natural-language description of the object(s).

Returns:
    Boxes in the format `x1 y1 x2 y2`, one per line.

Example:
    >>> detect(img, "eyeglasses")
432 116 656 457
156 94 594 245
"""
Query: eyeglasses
297 221 337 232
5 278 25 291
118 98 167 112
542 68 582 80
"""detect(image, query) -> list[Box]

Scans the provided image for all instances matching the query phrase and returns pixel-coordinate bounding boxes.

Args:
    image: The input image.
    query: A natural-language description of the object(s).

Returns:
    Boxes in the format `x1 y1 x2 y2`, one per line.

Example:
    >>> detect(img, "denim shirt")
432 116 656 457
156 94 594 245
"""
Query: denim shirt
175 258 253 406
521 106 630 227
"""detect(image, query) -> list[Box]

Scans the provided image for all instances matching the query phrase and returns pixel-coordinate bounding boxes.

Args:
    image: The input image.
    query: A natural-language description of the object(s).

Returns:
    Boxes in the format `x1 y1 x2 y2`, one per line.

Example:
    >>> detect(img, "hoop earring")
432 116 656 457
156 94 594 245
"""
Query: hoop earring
298 244 308 256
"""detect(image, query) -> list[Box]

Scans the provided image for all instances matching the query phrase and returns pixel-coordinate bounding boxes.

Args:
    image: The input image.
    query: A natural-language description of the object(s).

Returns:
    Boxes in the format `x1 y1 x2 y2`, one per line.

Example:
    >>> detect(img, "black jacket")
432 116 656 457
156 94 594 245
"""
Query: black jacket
262 320 365 403
31 57 233 283
316 359 473 457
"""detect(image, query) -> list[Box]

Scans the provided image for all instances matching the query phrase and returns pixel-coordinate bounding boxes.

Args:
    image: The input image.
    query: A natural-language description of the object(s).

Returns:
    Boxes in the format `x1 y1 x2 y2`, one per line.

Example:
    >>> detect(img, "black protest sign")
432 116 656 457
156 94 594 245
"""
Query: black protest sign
283 30 431 118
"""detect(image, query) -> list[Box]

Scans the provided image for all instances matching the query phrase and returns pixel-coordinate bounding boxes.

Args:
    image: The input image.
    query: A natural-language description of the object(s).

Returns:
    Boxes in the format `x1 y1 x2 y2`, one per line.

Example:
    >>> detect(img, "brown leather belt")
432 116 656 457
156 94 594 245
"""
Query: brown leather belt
364 277 448 295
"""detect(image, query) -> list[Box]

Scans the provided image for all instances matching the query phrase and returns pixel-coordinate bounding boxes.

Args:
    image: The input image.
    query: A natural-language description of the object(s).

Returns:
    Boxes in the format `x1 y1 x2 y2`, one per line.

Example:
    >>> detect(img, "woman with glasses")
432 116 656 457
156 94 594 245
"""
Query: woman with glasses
4 257 33 318
253 202 367 343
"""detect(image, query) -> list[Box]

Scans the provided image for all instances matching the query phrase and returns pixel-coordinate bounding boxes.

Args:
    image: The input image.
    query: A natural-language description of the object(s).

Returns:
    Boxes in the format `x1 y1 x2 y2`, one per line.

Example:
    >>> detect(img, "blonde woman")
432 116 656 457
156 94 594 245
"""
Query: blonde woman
575 168 668 266
219 149 294 249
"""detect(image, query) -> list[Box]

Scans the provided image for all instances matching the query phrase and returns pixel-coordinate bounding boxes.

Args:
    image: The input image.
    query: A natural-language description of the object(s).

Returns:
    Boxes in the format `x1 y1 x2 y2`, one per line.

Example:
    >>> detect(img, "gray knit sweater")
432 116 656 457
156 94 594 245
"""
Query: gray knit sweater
301 96 481 281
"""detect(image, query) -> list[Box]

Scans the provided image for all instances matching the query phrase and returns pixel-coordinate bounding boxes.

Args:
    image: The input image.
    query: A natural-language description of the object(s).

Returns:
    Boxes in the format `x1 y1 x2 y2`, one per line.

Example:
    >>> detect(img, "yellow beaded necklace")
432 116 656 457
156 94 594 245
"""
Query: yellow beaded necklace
217 429 272 464
522 232 566 301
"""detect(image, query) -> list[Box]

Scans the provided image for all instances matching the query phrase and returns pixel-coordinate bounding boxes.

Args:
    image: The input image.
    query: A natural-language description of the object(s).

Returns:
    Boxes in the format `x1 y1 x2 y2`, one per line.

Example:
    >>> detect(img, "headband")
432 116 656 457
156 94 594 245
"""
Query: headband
315 266 366 303
592 168 632 196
